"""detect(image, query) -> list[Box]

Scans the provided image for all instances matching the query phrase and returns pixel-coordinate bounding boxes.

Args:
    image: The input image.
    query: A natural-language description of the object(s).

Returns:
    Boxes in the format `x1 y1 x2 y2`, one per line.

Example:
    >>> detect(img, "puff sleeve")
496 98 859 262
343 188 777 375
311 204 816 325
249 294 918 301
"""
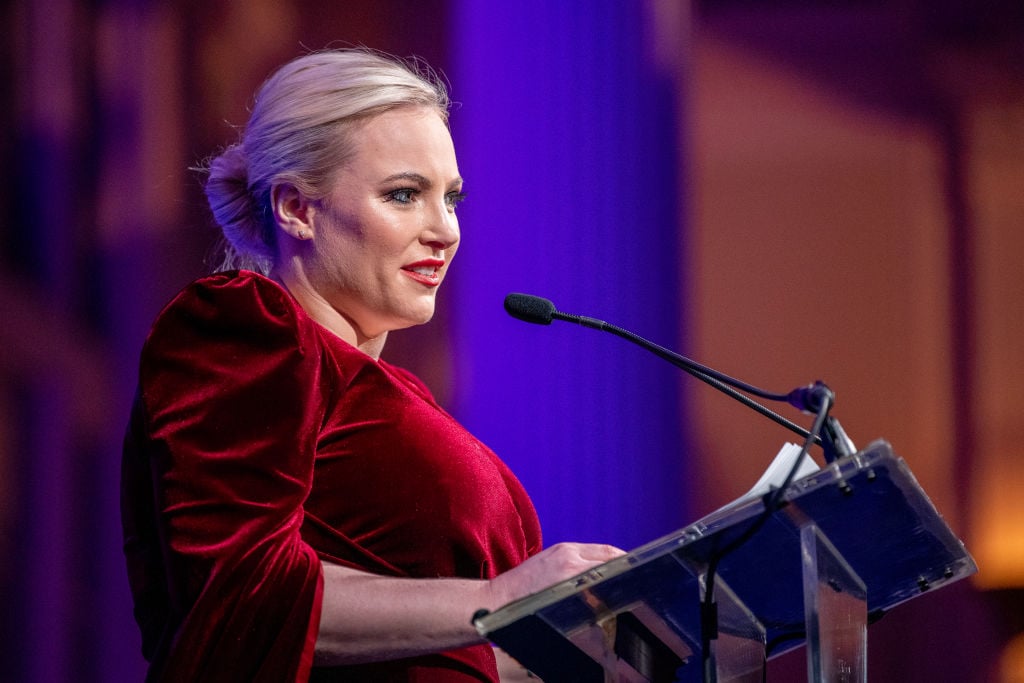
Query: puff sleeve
121 272 326 682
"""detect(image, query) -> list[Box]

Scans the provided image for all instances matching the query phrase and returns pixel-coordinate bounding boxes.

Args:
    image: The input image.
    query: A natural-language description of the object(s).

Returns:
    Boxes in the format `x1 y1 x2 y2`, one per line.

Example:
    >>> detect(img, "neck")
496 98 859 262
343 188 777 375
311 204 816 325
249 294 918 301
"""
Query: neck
270 263 388 361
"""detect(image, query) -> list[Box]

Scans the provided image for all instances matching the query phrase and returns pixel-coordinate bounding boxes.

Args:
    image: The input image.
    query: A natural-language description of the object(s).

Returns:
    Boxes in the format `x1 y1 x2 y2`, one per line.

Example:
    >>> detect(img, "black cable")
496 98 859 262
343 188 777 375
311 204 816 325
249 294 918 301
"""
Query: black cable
699 393 832 683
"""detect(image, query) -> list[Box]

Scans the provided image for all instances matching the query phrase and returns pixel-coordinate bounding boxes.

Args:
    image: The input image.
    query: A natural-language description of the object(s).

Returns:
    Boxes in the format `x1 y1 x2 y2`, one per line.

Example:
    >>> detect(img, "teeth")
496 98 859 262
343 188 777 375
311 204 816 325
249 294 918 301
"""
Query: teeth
412 267 437 276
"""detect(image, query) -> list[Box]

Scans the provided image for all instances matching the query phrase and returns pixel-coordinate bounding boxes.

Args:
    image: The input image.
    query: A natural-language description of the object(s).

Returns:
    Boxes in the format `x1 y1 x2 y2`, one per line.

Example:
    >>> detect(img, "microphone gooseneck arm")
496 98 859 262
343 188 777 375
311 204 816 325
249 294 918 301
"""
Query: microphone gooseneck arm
561 310 827 448
505 292 844 453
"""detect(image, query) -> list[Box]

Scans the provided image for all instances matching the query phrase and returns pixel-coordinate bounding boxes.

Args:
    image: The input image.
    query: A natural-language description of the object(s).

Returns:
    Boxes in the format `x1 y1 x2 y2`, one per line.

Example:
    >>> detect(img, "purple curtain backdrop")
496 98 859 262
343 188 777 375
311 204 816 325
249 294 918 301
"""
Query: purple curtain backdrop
447 1 692 551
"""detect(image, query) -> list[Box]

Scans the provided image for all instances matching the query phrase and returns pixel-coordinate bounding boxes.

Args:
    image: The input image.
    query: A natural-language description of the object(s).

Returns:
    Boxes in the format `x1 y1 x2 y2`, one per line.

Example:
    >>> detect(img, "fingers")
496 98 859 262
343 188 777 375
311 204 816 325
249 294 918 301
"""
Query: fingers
575 542 626 562
487 542 627 608
540 542 626 565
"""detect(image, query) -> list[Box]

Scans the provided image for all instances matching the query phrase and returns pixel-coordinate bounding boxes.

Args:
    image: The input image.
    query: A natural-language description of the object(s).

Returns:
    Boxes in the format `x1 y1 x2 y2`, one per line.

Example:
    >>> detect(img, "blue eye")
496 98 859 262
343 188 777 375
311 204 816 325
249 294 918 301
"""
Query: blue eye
387 188 416 204
446 191 467 209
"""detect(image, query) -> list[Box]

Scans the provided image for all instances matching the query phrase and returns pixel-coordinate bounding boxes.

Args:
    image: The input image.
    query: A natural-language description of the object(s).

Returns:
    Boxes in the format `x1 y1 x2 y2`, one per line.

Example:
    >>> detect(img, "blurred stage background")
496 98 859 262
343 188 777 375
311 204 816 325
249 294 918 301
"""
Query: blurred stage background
1 1 1022 680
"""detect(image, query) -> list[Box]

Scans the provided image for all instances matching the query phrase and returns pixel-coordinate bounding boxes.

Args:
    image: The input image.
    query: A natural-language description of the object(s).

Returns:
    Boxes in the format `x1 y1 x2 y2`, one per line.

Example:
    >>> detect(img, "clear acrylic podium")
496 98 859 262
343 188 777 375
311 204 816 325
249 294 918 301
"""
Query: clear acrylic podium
473 440 977 682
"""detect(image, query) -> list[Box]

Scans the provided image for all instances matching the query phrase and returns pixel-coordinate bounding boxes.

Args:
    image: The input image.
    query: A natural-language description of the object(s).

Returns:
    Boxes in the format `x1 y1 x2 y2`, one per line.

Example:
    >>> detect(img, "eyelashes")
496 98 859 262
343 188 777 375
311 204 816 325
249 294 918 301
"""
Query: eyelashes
446 191 467 209
385 188 417 204
384 188 467 210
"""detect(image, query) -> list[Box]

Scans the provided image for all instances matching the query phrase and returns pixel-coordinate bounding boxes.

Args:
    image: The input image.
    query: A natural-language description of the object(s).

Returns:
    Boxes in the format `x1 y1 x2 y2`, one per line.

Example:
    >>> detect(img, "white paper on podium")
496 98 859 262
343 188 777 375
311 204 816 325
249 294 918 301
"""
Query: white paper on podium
713 442 821 515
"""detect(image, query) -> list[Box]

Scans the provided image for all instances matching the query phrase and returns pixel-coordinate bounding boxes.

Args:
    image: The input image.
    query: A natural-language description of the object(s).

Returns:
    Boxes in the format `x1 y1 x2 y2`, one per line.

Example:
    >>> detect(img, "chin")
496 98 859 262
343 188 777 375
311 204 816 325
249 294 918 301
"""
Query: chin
392 306 436 331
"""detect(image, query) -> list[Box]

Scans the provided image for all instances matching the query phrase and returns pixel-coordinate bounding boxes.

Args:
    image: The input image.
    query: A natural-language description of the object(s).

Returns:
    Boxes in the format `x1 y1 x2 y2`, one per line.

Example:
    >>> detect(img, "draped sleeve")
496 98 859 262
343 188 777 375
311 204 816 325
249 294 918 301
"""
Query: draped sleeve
121 271 325 682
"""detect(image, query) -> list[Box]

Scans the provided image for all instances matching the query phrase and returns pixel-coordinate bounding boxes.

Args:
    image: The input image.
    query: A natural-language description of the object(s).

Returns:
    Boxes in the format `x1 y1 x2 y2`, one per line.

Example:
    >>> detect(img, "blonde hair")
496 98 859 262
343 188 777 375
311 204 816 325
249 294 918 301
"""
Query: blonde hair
202 49 450 274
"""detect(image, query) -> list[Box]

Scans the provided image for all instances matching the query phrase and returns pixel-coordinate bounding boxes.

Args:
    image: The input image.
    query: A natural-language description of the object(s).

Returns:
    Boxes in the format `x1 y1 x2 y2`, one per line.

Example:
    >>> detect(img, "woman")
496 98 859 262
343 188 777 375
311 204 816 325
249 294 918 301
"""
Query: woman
121 48 621 682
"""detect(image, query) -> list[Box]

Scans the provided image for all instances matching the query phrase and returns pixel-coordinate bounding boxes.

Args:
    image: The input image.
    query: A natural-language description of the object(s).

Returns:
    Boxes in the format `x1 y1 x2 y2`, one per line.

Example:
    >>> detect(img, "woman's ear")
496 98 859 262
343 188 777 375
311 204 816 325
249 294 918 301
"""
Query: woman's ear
271 183 315 241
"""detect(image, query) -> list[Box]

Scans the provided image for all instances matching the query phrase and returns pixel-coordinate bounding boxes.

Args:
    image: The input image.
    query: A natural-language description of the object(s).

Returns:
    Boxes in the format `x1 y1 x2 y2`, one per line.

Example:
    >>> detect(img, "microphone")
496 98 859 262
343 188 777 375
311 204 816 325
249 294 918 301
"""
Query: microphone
504 292 604 330
503 292 856 461
503 293 556 325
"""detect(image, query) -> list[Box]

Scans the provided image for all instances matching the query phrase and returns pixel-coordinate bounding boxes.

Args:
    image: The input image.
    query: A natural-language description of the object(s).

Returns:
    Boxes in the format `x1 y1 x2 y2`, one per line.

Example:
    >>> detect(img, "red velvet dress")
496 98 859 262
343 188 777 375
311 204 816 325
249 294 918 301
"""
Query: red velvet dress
121 271 542 682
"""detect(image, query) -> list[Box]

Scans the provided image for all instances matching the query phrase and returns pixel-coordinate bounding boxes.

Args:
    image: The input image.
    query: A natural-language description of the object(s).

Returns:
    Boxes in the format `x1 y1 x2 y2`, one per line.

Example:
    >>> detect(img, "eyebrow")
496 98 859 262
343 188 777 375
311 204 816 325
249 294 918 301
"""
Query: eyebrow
381 172 464 189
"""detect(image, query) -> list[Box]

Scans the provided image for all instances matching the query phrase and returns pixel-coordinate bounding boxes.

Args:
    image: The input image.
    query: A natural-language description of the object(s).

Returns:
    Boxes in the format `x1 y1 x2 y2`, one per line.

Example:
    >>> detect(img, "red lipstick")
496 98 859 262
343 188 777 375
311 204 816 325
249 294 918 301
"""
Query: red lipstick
401 259 445 287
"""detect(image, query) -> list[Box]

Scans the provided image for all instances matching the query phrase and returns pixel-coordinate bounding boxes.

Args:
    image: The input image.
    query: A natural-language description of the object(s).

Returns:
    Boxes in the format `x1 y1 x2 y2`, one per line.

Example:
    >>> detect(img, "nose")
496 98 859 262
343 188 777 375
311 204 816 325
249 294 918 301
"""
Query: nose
421 197 460 250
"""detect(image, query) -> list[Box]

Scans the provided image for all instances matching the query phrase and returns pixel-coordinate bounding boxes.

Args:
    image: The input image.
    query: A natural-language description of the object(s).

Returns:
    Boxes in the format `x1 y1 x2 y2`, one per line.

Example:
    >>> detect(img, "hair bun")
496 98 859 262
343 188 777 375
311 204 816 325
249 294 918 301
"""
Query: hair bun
204 144 274 272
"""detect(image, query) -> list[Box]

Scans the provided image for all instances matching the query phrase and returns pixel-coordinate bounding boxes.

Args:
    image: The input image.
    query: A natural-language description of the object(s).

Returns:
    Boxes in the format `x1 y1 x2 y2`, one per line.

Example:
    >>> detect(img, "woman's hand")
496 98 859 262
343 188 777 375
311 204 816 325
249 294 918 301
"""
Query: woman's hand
314 542 624 666
485 542 625 610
